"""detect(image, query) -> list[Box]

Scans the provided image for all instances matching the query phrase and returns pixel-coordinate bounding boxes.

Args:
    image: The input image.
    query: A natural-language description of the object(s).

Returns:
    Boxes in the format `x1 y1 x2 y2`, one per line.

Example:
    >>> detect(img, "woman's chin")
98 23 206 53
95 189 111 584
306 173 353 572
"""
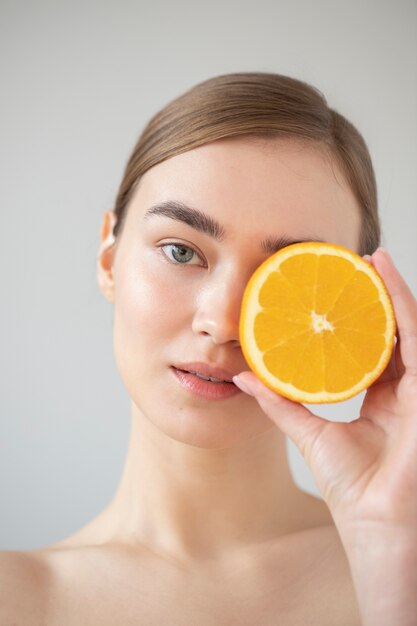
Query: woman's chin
137 402 275 449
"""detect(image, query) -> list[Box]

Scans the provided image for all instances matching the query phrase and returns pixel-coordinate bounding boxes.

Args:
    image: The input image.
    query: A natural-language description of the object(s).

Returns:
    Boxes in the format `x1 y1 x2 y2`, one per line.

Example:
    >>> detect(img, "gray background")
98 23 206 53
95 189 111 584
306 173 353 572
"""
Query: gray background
1 0 416 550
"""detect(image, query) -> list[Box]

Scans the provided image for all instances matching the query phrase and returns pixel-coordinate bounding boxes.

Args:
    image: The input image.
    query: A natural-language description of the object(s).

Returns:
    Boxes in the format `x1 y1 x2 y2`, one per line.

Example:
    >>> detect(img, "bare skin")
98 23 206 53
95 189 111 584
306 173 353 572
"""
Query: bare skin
0 137 363 624
0 505 360 625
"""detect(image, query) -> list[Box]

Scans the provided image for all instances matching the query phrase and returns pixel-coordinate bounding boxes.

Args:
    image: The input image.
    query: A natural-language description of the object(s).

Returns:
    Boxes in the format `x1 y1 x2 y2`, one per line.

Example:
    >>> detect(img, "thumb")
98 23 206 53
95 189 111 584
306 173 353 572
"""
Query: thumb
233 371 328 460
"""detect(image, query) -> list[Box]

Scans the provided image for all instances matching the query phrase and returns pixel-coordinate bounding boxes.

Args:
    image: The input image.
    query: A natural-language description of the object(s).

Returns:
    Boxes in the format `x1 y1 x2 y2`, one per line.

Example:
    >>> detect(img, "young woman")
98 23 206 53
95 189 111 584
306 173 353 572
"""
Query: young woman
1 73 416 625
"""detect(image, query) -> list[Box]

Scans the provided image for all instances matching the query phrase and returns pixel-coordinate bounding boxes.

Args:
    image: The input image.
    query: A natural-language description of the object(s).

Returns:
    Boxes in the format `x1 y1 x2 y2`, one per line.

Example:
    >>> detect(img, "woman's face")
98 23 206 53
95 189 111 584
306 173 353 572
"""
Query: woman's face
99 137 360 448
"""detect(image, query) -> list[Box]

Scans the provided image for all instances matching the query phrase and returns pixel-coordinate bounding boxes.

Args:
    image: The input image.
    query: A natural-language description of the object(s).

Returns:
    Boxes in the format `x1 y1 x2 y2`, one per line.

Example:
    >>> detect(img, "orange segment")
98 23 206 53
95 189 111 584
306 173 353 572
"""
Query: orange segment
239 242 396 403
279 253 318 309
315 254 357 313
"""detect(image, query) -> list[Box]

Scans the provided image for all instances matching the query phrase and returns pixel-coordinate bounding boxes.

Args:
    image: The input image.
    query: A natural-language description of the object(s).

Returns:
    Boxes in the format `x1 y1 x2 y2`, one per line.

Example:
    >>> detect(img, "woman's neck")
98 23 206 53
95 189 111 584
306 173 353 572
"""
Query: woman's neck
94 403 318 562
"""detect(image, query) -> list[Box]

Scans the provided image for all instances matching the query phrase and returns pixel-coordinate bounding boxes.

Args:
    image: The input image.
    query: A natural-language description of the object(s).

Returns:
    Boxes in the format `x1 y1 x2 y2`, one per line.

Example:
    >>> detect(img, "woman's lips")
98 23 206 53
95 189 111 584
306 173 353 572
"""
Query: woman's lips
173 361 236 382
171 367 242 401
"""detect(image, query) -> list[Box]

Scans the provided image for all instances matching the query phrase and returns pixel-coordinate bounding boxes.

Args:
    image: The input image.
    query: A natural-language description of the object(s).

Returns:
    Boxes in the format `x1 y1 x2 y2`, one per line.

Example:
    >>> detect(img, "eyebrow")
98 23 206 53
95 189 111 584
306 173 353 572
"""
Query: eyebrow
143 200 322 254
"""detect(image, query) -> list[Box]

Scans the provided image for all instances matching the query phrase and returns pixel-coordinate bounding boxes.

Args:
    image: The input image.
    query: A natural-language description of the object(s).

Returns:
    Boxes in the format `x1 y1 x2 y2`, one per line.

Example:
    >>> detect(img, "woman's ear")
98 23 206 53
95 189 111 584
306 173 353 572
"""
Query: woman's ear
97 210 118 303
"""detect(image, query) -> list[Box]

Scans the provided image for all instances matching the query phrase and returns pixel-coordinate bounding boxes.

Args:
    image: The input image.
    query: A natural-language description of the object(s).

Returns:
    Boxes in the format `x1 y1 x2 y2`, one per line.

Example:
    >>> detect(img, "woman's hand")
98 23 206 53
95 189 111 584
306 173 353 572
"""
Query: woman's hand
233 248 417 625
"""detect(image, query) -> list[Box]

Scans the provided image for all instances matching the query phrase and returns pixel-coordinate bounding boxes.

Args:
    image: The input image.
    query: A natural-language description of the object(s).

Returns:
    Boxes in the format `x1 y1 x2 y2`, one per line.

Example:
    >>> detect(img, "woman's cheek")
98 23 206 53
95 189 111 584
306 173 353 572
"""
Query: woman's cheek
113 257 195 372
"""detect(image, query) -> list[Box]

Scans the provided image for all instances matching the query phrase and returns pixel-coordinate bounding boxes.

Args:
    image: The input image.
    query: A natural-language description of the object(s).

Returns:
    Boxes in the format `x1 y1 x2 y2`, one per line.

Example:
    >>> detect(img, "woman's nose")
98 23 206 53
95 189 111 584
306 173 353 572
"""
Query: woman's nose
191 272 245 346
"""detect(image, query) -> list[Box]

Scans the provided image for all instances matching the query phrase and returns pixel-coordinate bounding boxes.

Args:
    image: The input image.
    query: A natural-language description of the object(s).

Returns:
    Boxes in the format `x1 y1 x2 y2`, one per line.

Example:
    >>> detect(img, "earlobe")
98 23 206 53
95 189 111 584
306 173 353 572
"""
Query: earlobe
97 211 118 303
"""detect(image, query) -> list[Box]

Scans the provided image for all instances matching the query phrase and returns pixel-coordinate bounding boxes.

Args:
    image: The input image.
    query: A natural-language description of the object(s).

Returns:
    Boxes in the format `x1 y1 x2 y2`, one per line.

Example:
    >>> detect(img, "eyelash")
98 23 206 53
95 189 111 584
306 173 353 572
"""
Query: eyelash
159 242 205 266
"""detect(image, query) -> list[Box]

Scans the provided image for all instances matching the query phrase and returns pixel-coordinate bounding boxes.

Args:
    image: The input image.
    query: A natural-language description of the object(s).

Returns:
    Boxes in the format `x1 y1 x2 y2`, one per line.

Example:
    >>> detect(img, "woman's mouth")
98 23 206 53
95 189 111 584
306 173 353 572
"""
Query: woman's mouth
185 370 229 383
171 367 242 401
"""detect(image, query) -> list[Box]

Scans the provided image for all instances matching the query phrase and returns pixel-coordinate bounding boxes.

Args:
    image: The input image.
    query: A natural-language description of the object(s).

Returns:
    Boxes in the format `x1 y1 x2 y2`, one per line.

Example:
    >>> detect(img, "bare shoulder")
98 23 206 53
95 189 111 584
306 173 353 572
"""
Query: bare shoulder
289 524 361 625
0 549 51 625
254 514 361 625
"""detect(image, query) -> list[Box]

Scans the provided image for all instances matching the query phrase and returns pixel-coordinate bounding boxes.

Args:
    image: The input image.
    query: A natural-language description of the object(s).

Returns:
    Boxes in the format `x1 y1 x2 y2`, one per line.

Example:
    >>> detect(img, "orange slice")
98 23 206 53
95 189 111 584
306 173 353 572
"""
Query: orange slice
239 242 396 403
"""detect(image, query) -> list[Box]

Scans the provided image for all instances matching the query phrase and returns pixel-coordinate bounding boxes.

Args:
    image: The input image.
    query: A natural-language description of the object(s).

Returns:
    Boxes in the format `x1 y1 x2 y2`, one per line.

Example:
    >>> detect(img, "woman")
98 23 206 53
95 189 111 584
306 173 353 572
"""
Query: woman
1 73 416 625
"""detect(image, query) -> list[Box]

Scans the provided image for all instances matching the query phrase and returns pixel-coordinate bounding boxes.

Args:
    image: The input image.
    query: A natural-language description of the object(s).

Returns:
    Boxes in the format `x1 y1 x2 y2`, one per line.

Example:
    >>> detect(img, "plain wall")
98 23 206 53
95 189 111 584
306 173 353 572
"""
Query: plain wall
1 0 416 550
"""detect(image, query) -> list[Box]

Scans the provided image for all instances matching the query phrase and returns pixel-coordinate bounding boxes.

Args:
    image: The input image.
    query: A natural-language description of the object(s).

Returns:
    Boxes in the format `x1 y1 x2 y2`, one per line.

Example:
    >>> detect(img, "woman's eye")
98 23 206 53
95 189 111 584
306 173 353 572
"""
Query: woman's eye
160 243 203 266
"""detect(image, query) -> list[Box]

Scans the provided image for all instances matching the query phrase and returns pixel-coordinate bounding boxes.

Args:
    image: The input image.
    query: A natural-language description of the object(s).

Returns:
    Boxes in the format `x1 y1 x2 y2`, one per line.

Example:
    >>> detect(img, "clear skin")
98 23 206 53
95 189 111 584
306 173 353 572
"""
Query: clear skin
1 137 416 625
97 137 417 625
93 137 361 559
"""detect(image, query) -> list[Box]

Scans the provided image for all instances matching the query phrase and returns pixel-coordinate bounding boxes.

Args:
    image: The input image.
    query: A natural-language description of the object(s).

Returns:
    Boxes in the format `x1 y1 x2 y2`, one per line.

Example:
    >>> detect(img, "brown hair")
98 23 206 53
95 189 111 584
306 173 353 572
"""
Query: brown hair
112 72 379 255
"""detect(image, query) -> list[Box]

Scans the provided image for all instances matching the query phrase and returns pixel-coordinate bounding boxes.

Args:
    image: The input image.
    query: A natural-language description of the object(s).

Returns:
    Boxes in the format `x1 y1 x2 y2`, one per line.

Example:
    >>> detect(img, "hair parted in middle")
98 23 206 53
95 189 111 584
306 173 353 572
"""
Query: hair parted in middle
112 72 379 255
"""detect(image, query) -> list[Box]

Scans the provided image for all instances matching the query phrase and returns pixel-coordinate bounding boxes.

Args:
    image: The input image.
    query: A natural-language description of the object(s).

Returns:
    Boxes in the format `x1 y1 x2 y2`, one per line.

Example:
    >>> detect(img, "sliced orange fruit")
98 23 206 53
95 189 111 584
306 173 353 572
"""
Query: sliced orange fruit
239 242 396 403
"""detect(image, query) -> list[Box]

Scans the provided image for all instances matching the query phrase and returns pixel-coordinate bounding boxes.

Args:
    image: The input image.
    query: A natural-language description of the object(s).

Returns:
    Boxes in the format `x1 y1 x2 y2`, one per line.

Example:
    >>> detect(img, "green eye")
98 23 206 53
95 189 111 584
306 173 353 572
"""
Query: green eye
162 244 200 265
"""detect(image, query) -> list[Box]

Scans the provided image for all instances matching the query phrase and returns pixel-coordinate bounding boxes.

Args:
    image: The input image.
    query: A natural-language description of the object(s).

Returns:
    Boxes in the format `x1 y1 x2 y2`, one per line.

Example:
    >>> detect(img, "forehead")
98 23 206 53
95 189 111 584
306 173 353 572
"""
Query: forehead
129 137 361 251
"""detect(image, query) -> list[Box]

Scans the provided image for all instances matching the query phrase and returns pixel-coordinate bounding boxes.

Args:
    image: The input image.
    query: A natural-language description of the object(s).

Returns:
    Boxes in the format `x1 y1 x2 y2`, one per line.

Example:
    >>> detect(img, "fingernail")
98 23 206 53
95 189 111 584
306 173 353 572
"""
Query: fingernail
376 247 395 265
363 254 372 262
232 375 255 396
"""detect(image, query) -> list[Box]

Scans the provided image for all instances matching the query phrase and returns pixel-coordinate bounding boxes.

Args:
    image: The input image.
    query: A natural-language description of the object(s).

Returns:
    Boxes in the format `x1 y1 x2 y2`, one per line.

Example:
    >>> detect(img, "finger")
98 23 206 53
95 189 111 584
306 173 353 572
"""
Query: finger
233 371 328 458
371 248 417 378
